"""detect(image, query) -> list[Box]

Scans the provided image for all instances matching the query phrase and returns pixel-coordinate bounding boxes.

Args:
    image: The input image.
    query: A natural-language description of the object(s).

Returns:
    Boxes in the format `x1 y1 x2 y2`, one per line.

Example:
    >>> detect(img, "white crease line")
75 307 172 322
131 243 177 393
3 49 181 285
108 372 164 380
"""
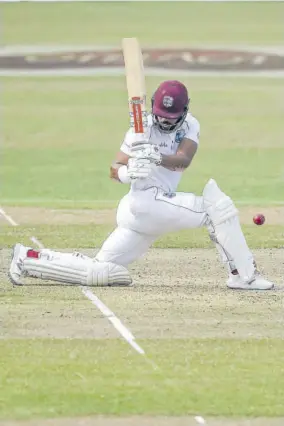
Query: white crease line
195 416 207 425
81 288 144 355
0 206 146 357
30 236 45 249
0 208 19 226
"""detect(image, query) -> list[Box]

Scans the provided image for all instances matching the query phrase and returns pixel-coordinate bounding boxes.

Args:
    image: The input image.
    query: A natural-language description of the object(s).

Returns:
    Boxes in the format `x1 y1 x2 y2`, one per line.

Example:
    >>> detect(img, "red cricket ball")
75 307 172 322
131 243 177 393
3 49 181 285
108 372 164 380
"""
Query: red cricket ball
253 214 265 225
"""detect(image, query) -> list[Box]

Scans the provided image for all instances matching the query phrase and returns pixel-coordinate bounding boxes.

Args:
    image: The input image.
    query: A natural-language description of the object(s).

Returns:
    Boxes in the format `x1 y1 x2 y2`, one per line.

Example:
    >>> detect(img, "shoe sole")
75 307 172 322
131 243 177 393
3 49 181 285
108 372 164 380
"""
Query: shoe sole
8 244 23 286
227 284 274 291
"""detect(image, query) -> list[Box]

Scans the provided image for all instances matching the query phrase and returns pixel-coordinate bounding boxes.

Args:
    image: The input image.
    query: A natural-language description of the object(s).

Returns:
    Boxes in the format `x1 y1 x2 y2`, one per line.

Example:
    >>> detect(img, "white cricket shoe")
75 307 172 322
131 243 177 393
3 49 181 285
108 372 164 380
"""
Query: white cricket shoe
9 243 30 285
227 273 274 290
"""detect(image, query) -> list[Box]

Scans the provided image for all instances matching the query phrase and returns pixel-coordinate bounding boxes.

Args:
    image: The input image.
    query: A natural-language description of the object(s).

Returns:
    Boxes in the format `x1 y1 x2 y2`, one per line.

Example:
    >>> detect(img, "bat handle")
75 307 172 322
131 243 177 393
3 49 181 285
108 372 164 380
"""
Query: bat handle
133 132 149 144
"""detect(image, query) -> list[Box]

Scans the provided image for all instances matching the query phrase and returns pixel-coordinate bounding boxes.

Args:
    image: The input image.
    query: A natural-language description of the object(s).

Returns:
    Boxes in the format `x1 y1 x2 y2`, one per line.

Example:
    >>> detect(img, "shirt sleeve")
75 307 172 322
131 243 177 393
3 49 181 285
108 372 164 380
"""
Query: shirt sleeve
184 117 200 144
120 129 133 155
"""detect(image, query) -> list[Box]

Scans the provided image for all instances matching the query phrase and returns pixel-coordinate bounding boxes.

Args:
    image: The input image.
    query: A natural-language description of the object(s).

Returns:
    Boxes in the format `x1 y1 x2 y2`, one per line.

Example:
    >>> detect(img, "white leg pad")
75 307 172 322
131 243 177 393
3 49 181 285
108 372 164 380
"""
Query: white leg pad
23 250 132 286
207 223 237 274
203 179 255 282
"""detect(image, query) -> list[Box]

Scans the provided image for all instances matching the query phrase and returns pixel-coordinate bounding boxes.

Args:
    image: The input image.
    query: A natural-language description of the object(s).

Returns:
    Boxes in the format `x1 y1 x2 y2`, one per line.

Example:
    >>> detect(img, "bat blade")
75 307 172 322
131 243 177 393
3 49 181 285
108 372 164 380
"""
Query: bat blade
122 37 147 135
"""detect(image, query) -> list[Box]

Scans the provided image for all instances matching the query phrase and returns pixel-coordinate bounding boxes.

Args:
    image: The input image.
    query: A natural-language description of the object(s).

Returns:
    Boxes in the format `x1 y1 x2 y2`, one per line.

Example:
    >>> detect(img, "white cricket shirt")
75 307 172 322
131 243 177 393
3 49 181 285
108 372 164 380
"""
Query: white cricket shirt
120 113 200 193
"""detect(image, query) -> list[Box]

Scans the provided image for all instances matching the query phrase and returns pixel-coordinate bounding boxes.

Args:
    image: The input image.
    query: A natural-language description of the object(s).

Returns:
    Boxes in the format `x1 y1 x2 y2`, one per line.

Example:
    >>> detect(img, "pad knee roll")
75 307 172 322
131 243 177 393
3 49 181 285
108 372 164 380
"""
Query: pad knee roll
88 261 132 286
203 178 238 226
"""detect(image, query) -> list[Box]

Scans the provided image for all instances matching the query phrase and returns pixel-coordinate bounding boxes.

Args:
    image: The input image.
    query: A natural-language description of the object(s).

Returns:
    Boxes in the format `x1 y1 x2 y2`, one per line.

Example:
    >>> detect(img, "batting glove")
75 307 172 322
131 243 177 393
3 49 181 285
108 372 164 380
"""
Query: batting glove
130 142 162 166
127 157 153 180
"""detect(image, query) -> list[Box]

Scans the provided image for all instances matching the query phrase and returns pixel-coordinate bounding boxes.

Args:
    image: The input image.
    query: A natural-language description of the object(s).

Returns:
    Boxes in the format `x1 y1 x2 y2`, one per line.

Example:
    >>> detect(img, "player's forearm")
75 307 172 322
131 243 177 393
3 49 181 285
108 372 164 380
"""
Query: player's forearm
160 153 191 171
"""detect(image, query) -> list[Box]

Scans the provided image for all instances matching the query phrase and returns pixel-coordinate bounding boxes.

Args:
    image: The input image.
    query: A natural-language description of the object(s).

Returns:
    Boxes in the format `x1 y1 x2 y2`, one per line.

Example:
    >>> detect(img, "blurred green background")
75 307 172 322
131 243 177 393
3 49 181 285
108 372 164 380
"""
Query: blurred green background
1 2 284 208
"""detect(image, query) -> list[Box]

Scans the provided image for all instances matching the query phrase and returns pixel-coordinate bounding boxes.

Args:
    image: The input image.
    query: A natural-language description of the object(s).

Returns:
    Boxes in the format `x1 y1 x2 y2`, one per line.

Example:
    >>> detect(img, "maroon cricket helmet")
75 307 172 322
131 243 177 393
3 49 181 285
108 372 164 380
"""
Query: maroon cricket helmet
151 80 190 133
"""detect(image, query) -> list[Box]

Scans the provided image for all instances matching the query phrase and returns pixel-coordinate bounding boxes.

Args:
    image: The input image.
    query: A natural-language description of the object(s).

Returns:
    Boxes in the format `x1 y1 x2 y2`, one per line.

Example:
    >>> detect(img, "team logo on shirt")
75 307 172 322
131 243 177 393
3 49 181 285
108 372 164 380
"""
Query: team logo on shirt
175 129 185 143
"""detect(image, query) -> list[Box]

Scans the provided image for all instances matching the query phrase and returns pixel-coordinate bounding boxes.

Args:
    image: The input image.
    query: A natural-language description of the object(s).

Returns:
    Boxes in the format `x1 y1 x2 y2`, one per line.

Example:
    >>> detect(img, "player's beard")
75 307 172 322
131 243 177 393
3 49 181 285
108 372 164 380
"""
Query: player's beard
155 116 180 133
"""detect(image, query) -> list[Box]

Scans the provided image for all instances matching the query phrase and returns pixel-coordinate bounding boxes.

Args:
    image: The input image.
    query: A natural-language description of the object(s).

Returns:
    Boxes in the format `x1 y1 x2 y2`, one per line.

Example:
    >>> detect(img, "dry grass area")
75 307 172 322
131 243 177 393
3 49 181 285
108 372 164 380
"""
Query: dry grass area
1 206 283 226
1 248 283 340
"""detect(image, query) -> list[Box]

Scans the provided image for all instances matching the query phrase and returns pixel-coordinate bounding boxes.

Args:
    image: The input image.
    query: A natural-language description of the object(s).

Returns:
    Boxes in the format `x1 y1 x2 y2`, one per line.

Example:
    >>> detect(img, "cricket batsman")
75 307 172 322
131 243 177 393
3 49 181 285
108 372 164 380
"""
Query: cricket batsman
9 80 274 290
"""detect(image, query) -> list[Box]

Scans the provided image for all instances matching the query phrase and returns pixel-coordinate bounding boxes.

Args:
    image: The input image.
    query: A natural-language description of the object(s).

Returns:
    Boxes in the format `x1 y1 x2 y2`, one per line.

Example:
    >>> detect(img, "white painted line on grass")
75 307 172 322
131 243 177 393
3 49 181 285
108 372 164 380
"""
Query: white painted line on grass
81 287 145 355
0 206 146 357
0 209 46 249
195 416 206 425
0 208 19 226
30 236 45 249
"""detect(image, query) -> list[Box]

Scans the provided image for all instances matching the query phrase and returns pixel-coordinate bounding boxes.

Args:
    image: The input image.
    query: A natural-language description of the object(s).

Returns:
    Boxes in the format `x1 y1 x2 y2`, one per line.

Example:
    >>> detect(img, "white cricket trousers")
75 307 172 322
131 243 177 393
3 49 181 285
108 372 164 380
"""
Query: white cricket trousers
96 187 208 267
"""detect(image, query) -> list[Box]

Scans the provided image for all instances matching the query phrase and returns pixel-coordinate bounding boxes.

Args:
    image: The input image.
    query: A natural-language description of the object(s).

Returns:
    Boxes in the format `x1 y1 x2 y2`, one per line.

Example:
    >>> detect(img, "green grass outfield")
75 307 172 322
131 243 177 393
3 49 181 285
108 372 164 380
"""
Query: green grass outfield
2 76 284 207
2 2 284 46
1 339 284 420
1 76 284 249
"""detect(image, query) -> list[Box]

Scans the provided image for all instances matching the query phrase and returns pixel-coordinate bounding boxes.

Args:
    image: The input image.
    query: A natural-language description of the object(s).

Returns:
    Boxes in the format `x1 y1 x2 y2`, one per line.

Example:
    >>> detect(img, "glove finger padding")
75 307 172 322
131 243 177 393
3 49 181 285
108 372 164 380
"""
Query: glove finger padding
127 158 153 179
131 143 161 165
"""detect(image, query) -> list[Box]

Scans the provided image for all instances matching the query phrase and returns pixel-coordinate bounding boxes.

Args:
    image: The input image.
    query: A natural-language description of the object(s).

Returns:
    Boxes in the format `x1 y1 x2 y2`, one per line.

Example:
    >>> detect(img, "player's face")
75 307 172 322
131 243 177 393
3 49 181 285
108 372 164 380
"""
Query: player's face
156 116 179 132
157 117 178 125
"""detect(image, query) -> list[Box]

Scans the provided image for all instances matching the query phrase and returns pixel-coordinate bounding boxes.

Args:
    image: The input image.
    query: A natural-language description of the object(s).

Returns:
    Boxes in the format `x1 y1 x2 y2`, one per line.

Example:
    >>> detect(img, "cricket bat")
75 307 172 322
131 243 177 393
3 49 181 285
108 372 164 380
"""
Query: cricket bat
122 37 147 135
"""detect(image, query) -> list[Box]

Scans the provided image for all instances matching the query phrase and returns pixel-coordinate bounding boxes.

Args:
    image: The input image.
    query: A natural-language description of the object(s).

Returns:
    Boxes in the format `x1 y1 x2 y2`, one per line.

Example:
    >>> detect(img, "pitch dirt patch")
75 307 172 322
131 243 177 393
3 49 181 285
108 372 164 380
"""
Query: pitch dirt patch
0 207 116 225
102 248 284 340
1 248 283 340
2 416 284 426
1 206 283 226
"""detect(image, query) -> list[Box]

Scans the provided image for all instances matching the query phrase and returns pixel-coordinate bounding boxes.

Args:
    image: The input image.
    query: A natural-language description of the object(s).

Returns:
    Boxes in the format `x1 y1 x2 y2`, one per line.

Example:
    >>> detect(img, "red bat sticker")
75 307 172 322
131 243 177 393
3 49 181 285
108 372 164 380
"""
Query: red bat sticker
131 97 144 133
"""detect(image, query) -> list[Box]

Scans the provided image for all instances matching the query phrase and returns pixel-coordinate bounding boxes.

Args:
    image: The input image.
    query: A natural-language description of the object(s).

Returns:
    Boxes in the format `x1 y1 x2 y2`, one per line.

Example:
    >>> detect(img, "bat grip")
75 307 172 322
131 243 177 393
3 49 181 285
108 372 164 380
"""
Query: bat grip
132 133 150 146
